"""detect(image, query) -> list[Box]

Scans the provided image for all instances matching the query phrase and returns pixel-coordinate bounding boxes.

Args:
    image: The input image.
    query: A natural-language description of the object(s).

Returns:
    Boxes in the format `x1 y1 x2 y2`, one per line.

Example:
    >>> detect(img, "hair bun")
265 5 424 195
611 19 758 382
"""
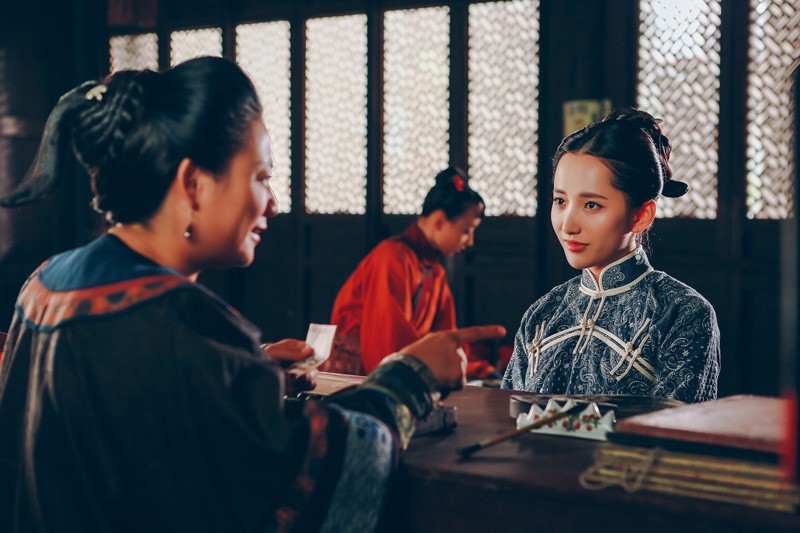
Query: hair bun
0 82 96 207
434 166 468 190
662 179 688 198
606 107 658 126
72 70 156 172
605 108 664 141
422 166 484 219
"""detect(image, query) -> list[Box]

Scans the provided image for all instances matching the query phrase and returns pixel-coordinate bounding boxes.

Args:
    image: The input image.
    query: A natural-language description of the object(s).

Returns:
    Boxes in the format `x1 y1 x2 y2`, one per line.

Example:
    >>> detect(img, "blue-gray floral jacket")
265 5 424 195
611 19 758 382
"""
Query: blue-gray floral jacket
501 250 720 403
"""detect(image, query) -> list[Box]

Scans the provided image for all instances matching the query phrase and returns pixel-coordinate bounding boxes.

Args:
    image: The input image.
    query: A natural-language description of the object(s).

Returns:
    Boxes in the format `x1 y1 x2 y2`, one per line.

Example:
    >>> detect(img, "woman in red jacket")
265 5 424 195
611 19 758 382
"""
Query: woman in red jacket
321 167 497 378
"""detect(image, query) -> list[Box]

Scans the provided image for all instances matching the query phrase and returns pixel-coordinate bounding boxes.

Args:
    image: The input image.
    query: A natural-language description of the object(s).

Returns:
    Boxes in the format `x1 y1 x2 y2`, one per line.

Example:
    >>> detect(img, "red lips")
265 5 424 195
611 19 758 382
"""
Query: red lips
564 240 588 252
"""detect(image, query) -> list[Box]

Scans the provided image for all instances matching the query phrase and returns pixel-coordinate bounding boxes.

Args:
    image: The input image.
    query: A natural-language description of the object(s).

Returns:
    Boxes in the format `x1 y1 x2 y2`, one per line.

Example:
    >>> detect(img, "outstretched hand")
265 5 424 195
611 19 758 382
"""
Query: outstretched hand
395 325 506 392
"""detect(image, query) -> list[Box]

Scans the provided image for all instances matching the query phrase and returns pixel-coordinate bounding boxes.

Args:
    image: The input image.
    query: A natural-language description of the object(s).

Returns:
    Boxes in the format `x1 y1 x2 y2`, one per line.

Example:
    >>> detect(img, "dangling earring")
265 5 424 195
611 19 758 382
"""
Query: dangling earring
634 236 642 263
184 221 193 240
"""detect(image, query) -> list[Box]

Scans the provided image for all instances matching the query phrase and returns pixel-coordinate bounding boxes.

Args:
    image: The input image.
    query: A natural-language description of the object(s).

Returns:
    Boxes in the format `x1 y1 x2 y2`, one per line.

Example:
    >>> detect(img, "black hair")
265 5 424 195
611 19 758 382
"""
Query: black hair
552 107 688 211
1 56 263 224
420 166 484 220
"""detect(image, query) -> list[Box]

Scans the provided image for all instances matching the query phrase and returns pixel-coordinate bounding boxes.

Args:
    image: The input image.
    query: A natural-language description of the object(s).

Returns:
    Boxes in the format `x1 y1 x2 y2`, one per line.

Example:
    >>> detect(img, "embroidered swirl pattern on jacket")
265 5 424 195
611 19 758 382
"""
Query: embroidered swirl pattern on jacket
501 249 720 403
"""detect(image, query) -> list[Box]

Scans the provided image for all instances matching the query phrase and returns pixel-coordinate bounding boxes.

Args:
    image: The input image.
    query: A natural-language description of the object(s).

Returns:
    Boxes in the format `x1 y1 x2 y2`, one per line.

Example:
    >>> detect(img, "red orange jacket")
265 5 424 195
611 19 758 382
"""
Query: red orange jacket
331 224 495 377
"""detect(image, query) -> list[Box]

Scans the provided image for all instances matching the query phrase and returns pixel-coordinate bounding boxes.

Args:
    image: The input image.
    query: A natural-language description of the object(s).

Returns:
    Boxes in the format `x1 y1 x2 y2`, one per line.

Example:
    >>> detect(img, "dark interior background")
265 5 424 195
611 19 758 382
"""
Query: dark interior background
0 0 791 400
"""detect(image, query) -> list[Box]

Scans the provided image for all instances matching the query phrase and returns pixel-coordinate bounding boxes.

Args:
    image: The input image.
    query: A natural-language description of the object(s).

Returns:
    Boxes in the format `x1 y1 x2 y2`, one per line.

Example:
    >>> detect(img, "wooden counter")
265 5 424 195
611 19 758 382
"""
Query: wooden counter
313 373 800 532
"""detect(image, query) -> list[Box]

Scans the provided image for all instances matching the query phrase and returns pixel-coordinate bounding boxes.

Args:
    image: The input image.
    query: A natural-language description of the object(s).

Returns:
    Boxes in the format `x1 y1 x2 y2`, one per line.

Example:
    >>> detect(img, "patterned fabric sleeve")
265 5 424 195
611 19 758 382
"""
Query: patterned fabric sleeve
222 352 436 532
501 284 565 391
317 408 395 533
501 305 534 391
328 355 437 448
302 355 438 531
652 294 721 403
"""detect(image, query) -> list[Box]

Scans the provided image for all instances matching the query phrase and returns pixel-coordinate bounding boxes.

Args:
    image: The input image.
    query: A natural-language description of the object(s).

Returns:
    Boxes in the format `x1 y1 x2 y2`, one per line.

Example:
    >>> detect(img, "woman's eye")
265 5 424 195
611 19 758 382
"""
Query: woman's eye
586 201 600 209
553 198 565 206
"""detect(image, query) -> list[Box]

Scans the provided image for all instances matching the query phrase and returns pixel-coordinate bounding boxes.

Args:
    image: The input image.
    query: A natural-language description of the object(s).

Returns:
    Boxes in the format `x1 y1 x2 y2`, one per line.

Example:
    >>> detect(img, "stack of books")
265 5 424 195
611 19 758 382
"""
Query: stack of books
580 442 799 511
579 395 800 512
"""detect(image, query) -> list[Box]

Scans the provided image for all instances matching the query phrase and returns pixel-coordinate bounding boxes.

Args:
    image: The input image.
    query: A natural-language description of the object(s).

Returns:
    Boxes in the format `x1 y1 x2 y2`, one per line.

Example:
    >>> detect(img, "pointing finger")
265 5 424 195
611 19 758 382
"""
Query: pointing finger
452 325 506 344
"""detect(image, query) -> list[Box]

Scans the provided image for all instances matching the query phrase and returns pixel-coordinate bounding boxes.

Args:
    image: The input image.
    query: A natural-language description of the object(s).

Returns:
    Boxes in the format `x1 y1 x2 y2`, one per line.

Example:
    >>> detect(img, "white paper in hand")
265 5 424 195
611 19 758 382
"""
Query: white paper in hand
288 323 337 373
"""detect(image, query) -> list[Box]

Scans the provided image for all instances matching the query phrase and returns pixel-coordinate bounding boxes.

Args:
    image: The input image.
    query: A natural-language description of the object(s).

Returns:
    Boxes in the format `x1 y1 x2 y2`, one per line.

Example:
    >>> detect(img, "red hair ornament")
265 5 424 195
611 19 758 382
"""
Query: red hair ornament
453 175 464 192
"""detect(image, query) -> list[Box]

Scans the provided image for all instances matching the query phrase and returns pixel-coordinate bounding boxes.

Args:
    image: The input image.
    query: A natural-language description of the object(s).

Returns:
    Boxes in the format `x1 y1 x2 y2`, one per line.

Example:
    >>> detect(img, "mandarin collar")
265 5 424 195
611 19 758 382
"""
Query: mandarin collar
580 249 653 293
400 223 440 264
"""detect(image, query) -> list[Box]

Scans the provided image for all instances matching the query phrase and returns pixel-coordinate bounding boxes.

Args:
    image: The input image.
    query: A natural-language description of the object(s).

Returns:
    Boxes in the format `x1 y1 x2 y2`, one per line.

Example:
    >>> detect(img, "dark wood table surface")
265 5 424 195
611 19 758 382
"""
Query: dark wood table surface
313 373 800 532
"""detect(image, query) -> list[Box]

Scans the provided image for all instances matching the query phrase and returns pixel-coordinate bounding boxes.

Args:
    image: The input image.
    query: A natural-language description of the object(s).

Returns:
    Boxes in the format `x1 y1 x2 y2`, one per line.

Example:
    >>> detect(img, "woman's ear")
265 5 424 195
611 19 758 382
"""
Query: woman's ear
431 209 448 230
175 158 210 210
631 199 657 234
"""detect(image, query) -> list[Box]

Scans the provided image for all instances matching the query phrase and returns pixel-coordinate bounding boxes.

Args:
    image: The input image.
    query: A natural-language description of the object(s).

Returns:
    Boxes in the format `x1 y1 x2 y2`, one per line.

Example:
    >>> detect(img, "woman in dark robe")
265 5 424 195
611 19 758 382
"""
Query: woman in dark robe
0 56 503 532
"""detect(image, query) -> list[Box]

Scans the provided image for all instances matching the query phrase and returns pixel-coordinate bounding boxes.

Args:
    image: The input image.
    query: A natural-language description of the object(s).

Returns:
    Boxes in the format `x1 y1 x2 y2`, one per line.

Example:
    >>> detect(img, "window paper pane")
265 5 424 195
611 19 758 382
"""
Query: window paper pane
110 34 158 73
237 21 292 213
638 0 720 219
746 0 799 219
170 28 222 66
305 15 368 214
383 7 450 214
468 0 539 217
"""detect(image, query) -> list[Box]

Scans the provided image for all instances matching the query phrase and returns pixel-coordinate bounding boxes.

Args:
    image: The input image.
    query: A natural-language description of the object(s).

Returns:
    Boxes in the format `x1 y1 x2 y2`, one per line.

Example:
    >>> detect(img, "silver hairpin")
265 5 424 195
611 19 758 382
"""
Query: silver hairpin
85 84 108 102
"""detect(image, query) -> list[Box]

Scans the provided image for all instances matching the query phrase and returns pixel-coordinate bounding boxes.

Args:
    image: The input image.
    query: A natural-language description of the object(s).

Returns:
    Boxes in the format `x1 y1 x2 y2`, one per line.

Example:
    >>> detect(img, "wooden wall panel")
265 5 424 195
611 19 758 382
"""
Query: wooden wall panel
458 217 539 346
302 217 369 327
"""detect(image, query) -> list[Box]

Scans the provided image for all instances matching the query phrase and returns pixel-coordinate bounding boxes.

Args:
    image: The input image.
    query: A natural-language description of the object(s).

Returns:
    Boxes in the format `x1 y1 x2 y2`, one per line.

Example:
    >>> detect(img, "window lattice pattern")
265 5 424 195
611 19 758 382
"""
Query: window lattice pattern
383 7 450 214
638 0 720 219
110 34 158 73
237 22 292 213
305 15 368 214
468 0 539 217
746 0 799 219
170 28 222 66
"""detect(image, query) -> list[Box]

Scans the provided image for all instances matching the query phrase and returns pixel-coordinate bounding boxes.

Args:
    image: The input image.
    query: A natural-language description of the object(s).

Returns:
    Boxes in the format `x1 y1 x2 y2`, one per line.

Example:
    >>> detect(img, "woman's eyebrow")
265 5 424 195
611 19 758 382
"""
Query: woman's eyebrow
552 188 609 200
578 192 609 200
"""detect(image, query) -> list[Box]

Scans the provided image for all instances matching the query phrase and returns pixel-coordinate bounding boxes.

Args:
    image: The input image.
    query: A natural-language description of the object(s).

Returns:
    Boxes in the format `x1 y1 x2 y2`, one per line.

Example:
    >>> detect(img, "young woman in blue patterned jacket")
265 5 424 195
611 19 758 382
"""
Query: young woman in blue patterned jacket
502 107 720 403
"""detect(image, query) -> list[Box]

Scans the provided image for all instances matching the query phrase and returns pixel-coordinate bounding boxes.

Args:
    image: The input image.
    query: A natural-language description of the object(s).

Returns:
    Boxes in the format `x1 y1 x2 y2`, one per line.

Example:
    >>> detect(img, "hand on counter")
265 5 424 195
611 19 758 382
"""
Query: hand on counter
396 325 506 392
262 339 318 395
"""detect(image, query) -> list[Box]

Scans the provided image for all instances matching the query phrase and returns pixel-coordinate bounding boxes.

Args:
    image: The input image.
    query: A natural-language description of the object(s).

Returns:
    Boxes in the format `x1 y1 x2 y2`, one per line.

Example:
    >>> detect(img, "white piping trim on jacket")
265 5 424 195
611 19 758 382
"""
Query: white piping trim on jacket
526 320 547 377
525 261 656 383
